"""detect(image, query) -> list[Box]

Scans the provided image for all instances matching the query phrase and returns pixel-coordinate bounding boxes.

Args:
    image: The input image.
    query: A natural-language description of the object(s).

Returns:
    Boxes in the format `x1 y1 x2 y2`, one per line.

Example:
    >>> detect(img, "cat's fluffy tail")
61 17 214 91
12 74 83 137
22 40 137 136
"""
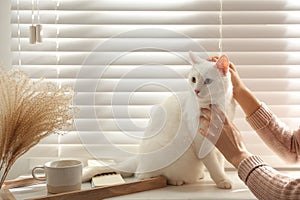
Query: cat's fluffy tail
82 156 138 182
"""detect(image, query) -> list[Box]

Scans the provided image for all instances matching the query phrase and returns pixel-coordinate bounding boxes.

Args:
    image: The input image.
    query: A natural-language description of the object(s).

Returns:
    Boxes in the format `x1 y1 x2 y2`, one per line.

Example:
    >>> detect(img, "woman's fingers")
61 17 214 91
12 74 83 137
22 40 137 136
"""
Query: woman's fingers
201 106 225 126
201 107 211 119
208 56 219 62
228 62 235 70
200 106 224 141
210 104 223 116
199 115 210 133
211 105 227 123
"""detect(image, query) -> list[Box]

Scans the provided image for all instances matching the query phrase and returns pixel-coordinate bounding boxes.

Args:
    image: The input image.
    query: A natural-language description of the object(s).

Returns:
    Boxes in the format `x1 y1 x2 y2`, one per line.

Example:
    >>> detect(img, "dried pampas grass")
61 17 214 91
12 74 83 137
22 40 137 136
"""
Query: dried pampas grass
0 69 76 188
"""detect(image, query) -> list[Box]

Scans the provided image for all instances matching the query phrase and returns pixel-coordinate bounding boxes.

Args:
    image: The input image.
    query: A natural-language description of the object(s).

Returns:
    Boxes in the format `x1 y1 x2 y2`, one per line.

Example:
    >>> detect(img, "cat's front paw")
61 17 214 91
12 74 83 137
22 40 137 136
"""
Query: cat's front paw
167 179 185 186
216 179 232 189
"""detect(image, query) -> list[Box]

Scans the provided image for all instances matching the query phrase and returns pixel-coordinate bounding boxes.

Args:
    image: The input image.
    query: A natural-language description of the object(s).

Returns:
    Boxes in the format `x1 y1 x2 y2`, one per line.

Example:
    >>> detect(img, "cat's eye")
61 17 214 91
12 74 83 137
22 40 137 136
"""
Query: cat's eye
204 78 212 85
191 77 196 83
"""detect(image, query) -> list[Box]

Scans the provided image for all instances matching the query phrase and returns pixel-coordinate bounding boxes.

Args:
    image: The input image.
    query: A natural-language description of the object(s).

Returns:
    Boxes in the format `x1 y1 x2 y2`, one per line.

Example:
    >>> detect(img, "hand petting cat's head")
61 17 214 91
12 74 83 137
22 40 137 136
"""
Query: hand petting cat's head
188 51 232 104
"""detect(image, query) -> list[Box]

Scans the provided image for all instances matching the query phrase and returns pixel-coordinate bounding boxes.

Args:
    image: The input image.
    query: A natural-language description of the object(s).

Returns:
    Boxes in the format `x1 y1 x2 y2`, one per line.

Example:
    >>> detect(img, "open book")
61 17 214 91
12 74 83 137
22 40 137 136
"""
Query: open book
87 161 125 187
91 172 125 187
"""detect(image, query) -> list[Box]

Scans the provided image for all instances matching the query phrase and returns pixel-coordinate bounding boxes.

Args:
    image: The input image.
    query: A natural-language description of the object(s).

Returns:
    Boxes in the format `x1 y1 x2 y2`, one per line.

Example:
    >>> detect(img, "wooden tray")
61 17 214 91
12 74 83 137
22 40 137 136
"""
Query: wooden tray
1 176 167 200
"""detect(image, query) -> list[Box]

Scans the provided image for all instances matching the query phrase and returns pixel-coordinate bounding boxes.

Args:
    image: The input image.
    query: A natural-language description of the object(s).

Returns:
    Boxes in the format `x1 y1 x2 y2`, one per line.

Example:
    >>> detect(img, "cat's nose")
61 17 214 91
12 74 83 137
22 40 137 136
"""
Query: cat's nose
195 90 200 95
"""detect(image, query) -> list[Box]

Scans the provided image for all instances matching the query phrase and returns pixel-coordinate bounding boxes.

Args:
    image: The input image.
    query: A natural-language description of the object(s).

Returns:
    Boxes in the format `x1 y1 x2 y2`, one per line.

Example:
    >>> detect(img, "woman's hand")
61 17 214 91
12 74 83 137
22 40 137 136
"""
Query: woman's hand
208 56 219 62
208 56 246 97
199 105 252 168
208 56 261 116
228 62 247 99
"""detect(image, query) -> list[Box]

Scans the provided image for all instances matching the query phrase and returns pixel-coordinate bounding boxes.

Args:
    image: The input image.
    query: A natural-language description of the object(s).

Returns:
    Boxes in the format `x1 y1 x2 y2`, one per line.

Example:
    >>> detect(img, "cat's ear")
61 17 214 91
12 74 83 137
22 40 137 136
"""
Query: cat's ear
189 51 205 64
216 55 229 76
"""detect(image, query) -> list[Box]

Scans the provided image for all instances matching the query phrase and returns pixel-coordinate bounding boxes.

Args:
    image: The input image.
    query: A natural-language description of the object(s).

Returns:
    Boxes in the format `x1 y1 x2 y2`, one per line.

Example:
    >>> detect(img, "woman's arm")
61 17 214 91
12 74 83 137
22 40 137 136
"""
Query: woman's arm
246 103 300 163
200 105 300 199
228 63 261 117
229 62 300 163
209 56 261 116
238 155 300 200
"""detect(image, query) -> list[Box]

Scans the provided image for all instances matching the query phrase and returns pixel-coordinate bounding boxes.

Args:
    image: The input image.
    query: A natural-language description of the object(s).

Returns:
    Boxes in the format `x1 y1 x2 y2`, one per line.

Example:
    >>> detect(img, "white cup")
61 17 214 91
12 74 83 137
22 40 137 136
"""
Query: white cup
32 160 82 194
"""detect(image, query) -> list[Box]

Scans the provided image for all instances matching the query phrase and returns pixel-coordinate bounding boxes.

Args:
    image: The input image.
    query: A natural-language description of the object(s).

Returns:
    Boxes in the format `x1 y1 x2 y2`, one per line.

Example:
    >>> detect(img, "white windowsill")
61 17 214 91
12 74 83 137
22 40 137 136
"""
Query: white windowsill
10 171 258 200
9 158 300 200
110 171 256 200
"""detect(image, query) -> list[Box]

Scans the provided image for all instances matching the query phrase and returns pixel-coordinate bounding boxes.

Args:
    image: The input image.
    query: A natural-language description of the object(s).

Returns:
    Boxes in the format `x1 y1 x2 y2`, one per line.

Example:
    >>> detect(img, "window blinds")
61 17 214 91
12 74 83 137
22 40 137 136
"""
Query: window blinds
11 0 300 169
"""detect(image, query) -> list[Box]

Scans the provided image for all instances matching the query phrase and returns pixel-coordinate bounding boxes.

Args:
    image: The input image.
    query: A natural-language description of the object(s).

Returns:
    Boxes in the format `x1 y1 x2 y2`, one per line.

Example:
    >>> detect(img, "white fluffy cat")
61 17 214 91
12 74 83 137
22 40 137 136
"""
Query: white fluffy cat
82 52 235 189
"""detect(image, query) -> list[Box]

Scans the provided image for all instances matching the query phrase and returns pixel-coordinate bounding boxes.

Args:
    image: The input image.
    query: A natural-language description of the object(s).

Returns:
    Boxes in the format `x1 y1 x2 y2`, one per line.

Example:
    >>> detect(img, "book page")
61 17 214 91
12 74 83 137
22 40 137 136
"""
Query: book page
91 174 125 187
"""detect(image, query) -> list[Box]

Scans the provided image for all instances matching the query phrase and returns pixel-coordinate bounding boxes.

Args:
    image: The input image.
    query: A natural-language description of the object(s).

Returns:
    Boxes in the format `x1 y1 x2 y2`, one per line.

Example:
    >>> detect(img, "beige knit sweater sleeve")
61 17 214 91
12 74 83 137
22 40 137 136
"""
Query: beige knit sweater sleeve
238 155 300 199
237 103 300 199
246 103 300 163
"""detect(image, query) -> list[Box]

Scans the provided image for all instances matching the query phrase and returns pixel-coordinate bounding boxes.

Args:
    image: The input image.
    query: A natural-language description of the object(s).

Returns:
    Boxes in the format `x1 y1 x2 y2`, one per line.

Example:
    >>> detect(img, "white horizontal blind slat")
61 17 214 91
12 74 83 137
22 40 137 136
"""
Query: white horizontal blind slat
11 0 221 11
11 0 300 11
12 38 300 52
11 0 300 169
12 52 300 65
8 78 300 92
14 65 300 79
11 11 300 25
